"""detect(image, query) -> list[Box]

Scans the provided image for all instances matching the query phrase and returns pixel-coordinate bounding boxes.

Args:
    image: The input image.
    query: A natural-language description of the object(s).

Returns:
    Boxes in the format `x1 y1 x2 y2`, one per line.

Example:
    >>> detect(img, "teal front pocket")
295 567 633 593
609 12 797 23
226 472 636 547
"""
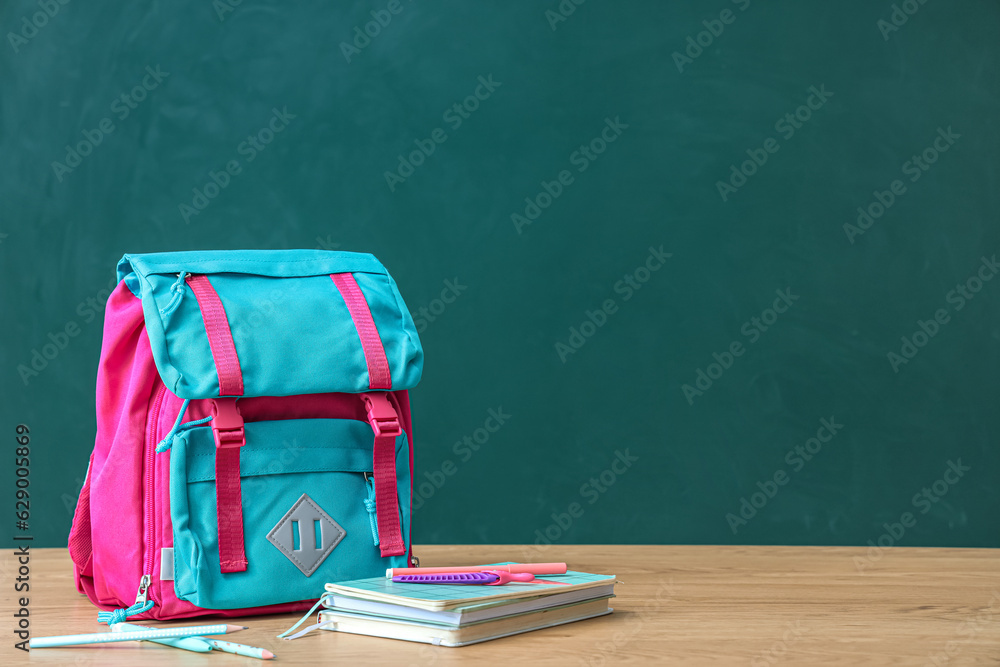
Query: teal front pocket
168 418 410 609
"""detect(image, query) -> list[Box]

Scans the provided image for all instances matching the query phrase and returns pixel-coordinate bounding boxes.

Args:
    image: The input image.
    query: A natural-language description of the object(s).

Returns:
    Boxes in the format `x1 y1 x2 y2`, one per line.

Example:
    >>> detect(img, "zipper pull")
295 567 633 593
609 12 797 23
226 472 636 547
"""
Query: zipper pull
363 473 380 547
134 574 152 606
96 575 155 624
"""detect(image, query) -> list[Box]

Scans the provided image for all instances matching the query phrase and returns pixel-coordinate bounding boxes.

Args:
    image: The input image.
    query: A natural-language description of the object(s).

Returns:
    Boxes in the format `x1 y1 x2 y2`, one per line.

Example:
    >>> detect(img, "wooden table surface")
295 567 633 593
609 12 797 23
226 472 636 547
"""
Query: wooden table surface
3 545 999 665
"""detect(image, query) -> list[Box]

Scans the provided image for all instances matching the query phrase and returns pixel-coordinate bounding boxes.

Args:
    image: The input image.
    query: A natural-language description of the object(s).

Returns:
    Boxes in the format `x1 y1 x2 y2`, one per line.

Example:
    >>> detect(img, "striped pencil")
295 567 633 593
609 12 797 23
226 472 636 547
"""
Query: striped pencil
29 624 246 648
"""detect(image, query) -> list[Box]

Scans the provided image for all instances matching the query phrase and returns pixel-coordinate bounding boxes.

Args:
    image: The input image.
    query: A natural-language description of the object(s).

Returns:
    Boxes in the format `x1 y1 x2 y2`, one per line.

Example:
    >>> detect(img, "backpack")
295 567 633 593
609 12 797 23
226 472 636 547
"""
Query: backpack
67 249 423 622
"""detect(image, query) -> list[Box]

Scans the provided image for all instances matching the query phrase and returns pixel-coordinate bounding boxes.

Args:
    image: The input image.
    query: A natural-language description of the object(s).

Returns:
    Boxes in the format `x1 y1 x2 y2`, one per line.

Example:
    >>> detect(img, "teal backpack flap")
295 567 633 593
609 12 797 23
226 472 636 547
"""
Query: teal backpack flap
116 249 423 399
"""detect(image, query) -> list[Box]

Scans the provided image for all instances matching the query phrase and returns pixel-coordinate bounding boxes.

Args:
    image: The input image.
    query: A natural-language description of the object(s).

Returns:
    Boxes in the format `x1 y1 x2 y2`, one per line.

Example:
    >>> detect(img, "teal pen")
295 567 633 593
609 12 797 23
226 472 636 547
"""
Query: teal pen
111 622 212 653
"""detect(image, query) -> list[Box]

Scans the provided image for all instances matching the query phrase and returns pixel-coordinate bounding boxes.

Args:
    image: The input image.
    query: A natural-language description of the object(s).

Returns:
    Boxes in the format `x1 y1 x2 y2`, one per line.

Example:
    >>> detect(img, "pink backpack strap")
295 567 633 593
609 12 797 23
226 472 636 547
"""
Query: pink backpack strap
187 275 245 396
187 275 248 573
362 393 406 557
211 398 248 573
330 273 392 390
331 273 404 557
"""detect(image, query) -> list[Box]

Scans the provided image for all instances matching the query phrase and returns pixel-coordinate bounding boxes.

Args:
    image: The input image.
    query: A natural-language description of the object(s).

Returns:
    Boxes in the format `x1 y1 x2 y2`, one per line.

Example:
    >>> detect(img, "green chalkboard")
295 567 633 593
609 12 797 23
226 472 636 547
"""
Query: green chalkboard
2 0 998 552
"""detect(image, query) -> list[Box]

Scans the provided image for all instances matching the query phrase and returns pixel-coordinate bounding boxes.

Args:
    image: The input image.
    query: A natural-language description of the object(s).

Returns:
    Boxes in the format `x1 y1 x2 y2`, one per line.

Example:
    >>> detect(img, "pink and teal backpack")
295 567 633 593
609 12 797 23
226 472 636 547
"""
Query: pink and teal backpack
67 250 422 621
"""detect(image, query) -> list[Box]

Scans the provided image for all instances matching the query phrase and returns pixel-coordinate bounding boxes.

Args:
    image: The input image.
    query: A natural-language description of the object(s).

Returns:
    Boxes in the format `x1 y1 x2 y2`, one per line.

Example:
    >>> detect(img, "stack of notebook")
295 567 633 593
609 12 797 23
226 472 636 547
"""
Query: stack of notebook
318 567 617 647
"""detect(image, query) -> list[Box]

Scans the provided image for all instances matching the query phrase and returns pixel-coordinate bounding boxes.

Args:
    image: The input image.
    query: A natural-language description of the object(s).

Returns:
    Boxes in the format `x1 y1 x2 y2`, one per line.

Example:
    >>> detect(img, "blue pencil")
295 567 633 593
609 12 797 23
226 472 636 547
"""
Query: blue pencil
29 623 246 648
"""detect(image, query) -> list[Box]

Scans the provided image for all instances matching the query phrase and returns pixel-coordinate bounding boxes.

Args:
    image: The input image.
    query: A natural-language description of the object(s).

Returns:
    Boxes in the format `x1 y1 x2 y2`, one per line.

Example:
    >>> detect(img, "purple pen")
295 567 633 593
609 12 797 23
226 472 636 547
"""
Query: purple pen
391 570 536 585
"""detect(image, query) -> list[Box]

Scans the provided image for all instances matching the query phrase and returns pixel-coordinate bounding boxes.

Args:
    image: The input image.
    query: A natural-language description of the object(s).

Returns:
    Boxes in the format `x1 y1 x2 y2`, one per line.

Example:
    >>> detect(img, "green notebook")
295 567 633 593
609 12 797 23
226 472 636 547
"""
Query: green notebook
327 585 617 626
324 568 617 612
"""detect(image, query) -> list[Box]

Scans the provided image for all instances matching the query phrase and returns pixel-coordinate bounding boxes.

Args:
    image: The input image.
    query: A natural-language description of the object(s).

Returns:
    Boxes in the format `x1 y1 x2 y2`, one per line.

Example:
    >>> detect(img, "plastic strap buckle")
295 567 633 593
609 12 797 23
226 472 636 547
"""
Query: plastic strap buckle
361 393 401 437
212 398 245 448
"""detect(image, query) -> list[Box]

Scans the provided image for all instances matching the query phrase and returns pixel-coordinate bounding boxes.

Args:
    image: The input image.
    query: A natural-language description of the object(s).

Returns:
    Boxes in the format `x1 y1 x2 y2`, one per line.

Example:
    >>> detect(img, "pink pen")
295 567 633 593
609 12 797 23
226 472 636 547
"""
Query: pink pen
386 562 567 578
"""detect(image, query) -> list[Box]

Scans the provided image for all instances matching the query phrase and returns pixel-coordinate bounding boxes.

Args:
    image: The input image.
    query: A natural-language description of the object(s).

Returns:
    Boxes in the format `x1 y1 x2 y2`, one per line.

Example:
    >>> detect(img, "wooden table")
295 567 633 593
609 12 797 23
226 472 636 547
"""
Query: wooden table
3 545 999 665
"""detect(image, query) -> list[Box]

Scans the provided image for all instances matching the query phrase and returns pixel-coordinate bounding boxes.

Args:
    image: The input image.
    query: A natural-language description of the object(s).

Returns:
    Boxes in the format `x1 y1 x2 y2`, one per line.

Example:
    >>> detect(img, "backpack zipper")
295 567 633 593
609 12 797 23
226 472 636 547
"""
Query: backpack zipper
133 574 152 606
140 384 167 605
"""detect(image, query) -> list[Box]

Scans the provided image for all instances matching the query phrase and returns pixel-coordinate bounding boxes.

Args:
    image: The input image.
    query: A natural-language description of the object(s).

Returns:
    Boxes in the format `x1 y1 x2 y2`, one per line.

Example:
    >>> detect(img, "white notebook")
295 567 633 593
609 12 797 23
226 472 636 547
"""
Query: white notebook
318 597 613 647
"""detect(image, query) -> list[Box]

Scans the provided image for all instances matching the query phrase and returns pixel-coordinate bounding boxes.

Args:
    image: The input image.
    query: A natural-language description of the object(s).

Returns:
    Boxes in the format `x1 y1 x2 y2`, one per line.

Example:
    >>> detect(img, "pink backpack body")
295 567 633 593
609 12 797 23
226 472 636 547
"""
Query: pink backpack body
68 250 422 620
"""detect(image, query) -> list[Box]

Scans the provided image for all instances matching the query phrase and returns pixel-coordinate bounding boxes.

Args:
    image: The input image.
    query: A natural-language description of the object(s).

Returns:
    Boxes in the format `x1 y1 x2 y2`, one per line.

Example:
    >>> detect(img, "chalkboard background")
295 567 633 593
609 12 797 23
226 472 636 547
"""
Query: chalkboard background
2 0 998 551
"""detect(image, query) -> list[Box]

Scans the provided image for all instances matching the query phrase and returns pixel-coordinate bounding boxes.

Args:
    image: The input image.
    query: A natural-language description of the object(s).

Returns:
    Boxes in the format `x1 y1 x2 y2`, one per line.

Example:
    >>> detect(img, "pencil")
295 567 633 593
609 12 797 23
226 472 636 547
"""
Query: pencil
199 637 275 659
111 622 212 653
29 623 246 648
